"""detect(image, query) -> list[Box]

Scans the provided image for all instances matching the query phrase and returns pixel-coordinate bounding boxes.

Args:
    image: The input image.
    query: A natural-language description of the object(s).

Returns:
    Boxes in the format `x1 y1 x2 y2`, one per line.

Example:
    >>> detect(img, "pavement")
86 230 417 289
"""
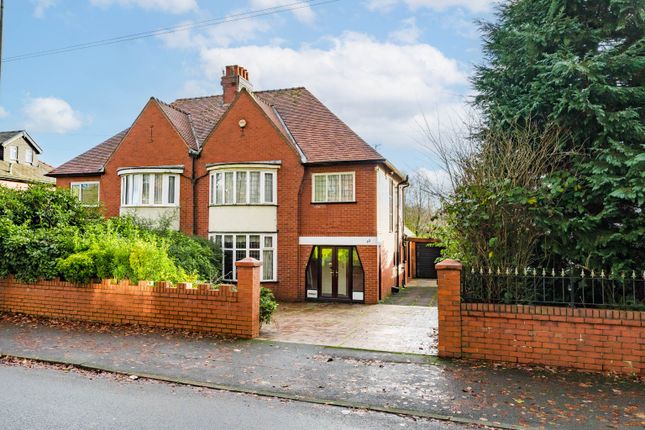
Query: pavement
260 301 437 354
384 278 438 306
0 314 643 430
0 362 472 430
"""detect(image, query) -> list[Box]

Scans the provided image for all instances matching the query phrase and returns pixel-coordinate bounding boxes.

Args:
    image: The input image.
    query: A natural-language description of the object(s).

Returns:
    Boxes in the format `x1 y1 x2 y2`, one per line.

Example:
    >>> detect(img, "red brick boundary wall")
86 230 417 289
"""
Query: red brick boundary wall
0 258 261 339
437 260 645 375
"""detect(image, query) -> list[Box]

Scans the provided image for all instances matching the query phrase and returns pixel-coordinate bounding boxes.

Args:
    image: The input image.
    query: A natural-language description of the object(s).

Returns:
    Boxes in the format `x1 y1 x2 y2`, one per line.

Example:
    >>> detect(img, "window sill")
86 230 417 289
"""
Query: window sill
209 203 278 207
121 205 180 208
310 201 357 205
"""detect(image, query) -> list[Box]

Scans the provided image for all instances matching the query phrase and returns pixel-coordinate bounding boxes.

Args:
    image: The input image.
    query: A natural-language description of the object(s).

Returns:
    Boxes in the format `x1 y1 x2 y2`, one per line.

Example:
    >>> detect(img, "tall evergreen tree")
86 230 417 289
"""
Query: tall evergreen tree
473 0 644 270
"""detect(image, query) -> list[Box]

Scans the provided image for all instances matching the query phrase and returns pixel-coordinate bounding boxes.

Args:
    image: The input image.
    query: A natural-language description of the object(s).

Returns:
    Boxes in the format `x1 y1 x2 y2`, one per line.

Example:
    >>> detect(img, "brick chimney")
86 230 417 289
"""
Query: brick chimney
221 65 253 104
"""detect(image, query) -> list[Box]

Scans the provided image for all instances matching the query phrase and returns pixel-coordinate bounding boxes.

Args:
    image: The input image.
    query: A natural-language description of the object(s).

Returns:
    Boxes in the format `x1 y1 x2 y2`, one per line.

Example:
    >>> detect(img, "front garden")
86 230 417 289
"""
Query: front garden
0 185 220 285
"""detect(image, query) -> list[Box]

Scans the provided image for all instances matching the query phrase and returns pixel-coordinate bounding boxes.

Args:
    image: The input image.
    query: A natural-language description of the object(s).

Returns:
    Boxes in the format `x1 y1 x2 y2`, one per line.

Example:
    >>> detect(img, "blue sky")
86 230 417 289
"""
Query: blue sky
0 0 492 177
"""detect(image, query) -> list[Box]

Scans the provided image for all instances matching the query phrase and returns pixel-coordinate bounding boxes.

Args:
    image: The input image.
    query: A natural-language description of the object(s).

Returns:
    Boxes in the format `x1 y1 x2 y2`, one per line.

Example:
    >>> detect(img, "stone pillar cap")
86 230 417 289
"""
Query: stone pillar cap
435 259 462 270
235 258 262 268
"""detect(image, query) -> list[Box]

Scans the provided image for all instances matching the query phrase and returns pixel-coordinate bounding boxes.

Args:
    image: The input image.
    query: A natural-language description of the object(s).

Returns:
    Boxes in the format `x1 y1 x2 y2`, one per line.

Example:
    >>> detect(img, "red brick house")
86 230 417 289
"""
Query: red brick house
49 66 407 304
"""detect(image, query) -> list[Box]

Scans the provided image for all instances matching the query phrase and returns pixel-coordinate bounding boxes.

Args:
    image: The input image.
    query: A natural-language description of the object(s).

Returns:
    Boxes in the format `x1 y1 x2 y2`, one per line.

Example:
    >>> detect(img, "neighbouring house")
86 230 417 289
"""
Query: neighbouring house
48 65 407 304
0 130 54 189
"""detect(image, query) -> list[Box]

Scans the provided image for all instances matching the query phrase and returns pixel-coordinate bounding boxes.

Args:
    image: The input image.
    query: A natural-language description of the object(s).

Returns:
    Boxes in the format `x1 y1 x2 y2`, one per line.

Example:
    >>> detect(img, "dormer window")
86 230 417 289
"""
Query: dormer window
9 146 17 161
208 164 278 206
25 148 34 164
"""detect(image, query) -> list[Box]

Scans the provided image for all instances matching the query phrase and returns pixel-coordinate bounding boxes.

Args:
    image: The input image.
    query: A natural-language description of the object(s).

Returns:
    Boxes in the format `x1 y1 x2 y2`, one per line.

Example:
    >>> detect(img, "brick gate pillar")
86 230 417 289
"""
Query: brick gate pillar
436 259 462 358
235 258 262 338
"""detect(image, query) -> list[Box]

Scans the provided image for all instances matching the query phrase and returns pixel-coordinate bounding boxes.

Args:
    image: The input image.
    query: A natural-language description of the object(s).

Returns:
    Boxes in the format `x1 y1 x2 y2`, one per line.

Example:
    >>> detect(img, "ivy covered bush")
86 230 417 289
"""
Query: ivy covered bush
0 186 221 284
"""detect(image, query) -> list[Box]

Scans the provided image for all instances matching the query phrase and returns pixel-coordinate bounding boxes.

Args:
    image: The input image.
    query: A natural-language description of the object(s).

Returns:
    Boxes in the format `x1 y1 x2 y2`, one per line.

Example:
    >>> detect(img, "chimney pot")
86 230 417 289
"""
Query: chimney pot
221 65 253 104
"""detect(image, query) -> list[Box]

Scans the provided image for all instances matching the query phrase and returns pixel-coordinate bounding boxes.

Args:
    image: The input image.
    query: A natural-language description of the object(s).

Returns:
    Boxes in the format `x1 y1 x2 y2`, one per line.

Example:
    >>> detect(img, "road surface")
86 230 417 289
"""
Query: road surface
0 362 477 430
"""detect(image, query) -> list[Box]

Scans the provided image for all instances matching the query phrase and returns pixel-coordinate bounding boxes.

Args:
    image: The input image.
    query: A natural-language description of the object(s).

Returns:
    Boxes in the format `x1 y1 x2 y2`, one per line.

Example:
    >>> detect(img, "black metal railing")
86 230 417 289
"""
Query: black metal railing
461 267 645 310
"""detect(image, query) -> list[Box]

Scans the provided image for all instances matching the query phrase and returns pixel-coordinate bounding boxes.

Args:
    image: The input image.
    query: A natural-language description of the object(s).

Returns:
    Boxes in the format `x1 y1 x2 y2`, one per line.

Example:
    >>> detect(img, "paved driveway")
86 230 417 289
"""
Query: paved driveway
260 301 437 355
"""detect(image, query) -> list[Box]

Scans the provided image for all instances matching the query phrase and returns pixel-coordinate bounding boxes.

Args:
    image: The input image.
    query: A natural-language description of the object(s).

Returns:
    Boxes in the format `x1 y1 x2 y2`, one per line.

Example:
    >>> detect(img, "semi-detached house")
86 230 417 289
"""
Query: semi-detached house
49 66 407 304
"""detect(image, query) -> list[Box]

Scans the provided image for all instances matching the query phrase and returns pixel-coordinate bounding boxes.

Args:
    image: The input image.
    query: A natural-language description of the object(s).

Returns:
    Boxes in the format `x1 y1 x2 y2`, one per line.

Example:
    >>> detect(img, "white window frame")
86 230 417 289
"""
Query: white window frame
311 172 356 203
70 181 100 207
119 173 180 207
209 169 277 206
209 233 277 282
9 146 18 161
25 148 34 164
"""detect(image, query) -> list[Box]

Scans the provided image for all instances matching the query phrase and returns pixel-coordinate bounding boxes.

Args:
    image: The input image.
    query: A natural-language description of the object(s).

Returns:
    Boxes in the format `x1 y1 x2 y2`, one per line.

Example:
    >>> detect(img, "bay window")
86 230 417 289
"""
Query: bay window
312 172 355 203
211 233 277 281
210 169 276 205
120 173 180 207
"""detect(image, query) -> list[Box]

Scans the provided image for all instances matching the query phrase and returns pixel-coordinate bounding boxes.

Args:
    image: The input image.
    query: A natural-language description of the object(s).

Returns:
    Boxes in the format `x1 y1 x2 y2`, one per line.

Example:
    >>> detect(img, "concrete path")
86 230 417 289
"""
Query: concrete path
384 278 438 306
0 315 643 430
260 302 437 354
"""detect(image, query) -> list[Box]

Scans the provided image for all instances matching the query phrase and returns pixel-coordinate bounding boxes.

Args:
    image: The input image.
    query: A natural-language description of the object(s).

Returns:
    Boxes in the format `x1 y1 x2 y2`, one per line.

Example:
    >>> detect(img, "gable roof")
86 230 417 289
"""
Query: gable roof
49 87 385 176
48 129 129 176
1 130 43 154
153 98 199 151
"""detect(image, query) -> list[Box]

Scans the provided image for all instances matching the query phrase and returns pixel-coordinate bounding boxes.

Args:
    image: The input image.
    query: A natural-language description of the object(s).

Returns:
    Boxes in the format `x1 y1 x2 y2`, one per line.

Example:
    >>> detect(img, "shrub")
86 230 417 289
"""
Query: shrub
0 187 220 284
57 252 96 284
0 185 101 229
129 239 188 283
0 219 78 282
259 287 278 326
163 231 221 282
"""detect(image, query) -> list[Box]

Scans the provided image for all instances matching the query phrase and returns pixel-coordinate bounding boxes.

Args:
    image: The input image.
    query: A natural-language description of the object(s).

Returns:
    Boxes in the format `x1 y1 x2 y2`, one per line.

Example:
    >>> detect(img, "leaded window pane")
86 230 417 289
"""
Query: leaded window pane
327 174 339 202
249 235 260 249
215 173 223 204
224 172 234 204
249 172 261 204
314 176 326 202
154 174 163 204
341 174 353 201
236 235 247 249
142 174 150 205
236 171 247 204
262 250 273 281
264 172 273 203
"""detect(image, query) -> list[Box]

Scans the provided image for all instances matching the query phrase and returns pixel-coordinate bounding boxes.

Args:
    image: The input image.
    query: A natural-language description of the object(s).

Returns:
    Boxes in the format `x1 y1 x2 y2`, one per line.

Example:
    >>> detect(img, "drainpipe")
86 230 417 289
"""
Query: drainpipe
396 176 410 289
189 149 200 236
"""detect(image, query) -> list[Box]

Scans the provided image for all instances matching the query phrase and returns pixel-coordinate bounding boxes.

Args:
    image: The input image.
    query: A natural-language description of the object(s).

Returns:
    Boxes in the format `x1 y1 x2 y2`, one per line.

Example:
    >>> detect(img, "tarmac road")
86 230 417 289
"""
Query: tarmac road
0 362 477 430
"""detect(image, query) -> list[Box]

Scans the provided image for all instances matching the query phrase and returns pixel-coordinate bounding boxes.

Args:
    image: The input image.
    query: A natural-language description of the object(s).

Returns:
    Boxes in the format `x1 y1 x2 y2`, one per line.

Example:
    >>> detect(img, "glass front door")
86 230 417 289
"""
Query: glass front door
306 246 365 302
318 246 350 300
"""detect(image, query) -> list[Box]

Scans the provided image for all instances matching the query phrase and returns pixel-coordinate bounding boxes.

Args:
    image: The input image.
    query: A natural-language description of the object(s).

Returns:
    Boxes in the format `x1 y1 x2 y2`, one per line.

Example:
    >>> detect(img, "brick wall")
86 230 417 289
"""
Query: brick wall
196 92 305 302
436 261 645 375
0 259 262 339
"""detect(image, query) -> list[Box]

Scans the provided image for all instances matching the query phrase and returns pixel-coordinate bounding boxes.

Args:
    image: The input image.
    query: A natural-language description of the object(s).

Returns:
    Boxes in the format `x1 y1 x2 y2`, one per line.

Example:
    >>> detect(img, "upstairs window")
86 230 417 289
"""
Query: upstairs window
9 146 18 161
121 173 179 207
71 182 100 207
312 172 355 203
25 148 34 164
210 169 276 205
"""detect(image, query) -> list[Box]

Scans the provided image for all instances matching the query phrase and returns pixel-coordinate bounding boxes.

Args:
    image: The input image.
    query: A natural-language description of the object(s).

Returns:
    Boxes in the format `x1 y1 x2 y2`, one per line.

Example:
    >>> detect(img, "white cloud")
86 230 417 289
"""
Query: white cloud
193 32 468 151
159 15 271 49
250 0 315 23
23 97 84 134
417 167 453 194
388 17 421 44
90 0 198 14
32 0 56 18
366 0 492 13
0 106 8 118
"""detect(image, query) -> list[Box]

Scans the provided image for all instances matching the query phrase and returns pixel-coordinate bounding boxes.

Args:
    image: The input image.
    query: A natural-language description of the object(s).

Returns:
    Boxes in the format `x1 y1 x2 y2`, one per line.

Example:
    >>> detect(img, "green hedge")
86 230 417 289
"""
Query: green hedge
0 186 221 284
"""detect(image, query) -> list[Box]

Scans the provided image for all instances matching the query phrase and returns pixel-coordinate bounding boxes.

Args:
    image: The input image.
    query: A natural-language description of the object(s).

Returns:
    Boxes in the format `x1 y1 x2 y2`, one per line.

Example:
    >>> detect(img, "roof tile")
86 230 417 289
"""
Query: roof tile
50 87 385 176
